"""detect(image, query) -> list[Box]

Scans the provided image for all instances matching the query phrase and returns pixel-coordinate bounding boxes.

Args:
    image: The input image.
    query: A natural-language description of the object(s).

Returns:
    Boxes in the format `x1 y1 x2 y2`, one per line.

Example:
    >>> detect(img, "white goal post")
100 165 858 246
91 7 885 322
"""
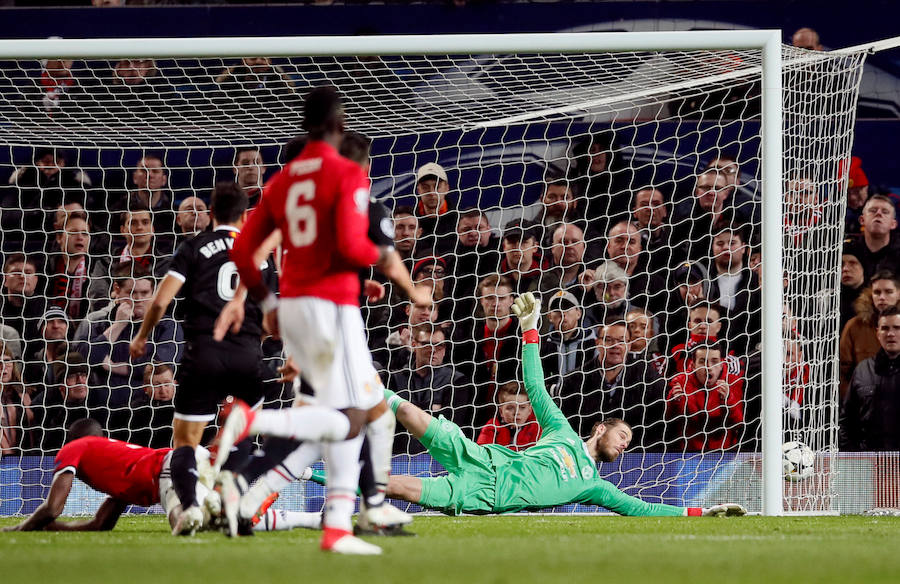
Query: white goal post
0 31 869 517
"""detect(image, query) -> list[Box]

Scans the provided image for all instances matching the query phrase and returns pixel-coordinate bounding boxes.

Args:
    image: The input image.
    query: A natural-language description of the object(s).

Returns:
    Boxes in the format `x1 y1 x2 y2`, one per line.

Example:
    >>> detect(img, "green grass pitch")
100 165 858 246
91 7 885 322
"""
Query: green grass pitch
1 515 898 583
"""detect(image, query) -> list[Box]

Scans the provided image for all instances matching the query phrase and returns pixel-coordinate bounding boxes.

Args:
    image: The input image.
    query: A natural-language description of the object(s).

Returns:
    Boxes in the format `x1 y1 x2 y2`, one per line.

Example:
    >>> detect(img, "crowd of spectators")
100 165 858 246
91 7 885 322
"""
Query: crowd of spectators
1 27 898 458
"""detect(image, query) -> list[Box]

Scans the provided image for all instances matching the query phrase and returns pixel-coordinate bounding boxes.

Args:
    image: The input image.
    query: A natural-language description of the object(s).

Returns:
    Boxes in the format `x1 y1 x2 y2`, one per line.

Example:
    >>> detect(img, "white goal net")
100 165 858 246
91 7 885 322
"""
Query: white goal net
0 34 867 516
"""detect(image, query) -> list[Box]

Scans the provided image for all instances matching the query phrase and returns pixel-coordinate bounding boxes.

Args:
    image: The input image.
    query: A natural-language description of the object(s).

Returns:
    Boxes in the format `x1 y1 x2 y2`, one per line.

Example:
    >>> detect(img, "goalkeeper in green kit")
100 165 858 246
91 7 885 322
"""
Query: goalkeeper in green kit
381 293 747 518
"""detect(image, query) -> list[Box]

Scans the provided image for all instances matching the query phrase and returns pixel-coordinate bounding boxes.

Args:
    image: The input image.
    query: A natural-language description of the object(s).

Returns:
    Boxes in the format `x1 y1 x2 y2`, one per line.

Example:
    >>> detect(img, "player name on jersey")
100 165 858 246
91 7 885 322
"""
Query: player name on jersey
197 235 235 259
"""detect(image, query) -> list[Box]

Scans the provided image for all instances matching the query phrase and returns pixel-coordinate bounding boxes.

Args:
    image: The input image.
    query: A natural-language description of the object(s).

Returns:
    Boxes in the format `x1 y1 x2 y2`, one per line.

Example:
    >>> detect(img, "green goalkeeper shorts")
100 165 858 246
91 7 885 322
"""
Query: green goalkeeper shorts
417 416 497 515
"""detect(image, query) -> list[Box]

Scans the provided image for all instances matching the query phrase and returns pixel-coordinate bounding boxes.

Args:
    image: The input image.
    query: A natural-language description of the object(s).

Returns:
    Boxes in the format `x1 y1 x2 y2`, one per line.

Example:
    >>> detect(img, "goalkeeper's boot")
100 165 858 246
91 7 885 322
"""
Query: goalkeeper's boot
321 527 382 555
171 505 204 537
210 398 256 473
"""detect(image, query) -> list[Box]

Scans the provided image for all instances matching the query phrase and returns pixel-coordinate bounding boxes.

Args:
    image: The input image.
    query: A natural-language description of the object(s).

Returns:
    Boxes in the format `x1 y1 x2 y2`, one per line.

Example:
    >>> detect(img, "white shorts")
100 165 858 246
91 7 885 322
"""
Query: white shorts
278 296 381 411
157 448 212 515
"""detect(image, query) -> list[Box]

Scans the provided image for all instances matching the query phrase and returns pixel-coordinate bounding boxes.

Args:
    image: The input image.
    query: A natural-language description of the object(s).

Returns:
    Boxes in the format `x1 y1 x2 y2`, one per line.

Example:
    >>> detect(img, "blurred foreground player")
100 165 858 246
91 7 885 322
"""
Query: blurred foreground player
222 86 389 555
1 419 320 534
129 182 276 534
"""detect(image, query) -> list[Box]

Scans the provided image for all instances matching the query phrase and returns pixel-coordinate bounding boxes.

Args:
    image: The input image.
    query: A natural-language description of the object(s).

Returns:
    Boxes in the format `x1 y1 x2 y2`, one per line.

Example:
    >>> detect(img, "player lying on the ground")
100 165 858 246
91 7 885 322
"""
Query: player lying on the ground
0 419 320 533
374 293 746 517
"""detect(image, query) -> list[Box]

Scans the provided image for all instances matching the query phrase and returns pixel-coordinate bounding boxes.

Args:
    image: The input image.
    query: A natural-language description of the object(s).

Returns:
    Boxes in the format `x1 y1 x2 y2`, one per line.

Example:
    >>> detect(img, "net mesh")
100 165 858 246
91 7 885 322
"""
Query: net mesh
0 42 868 515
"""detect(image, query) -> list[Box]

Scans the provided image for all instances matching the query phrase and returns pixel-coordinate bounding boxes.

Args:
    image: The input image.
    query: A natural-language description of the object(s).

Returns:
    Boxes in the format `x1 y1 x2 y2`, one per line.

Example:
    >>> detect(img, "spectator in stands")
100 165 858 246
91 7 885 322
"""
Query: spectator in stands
843 156 869 236
673 169 758 262
233 147 266 207
392 206 427 269
121 361 176 448
380 282 439 371
174 196 210 246
22 308 70 396
784 176 822 245
844 195 900 281
389 325 474 452
35 57 90 118
0 253 44 342
791 27 824 51
413 162 457 252
541 290 595 393
632 186 684 273
75 263 150 354
88 205 172 307
666 342 744 452
0 148 93 253
539 223 587 297
782 335 811 434
706 223 761 355
670 302 744 381
839 270 900 398
91 58 182 119
1 344 29 455
409 257 453 322
476 381 541 451
114 154 177 239
453 274 521 394
44 214 95 321
661 261 709 352
80 270 182 408
840 306 900 451
448 208 501 295
524 172 585 250
704 153 740 188
27 351 108 454
214 57 297 111
625 307 667 377
581 261 631 327
840 248 866 332
598 220 667 314
570 131 635 233
498 220 545 295
560 321 667 448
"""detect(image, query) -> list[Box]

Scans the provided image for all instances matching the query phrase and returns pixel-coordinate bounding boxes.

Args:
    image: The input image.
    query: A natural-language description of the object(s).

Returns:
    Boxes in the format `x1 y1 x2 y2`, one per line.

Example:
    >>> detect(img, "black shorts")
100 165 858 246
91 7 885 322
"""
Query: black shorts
174 335 267 422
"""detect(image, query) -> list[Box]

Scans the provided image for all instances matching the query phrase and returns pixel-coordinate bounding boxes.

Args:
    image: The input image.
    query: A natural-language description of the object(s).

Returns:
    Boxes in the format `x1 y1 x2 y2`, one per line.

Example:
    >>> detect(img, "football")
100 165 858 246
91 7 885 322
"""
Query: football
782 441 815 481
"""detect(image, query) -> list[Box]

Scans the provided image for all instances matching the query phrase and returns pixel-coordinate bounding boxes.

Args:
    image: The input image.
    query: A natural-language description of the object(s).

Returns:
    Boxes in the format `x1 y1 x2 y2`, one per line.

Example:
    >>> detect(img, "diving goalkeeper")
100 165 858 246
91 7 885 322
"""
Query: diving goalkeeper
380 293 746 517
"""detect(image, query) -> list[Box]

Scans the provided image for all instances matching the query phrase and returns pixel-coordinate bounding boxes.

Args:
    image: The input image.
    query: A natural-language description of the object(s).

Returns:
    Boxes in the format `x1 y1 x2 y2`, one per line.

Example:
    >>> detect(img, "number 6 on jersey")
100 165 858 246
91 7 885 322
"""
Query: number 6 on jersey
286 179 316 247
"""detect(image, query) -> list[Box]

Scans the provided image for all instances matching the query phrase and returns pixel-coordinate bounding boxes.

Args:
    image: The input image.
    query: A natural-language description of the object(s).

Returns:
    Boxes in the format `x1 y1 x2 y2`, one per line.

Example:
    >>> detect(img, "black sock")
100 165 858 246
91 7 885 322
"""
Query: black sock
170 445 198 509
220 438 254 475
240 437 301 483
358 436 380 507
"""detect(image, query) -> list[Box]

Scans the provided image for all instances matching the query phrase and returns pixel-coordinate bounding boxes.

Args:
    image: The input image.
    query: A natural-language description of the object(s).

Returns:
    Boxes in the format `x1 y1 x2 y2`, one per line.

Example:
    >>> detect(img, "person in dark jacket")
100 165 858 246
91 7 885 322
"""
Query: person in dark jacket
840 306 900 451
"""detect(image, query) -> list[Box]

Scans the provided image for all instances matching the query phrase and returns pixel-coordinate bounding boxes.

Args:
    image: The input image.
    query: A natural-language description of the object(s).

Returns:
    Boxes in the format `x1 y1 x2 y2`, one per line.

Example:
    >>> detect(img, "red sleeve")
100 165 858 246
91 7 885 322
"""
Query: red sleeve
54 439 88 476
725 375 744 424
334 167 379 269
232 183 278 303
666 373 688 416
476 422 495 445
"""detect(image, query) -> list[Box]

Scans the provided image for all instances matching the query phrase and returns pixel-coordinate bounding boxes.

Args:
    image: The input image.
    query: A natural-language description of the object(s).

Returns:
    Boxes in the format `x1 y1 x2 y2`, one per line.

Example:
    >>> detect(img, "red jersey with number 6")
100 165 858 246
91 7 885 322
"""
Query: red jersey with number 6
231 140 379 307
54 437 171 507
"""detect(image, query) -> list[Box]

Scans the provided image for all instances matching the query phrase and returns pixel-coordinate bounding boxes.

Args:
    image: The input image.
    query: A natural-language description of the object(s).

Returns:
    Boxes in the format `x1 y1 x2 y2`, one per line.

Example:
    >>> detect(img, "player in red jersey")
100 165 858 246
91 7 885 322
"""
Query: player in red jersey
1 419 321 534
217 86 385 555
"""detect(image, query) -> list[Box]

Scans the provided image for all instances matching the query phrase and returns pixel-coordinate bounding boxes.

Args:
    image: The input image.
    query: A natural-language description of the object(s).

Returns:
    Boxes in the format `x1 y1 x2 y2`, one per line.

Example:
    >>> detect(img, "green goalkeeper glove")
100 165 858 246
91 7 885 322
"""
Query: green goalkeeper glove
511 292 541 332
702 503 747 517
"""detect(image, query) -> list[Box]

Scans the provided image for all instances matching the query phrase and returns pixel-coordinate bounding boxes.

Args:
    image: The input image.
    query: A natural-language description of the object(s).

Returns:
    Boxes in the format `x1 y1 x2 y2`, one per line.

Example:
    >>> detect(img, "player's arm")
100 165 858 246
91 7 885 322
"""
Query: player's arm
232 191 278 306
510 293 572 436
334 169 381 269
377 248 431 307
584 479 746 517
45 497 128 532
129 273 183 360
2 470 74 531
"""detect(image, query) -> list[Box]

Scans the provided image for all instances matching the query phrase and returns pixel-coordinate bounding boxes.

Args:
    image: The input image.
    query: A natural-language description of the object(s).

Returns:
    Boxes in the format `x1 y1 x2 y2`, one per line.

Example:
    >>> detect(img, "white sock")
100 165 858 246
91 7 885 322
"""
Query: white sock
252 509 322 531
239 442 322 520
249 407 350 442
365 406 396 507
322 433 364 532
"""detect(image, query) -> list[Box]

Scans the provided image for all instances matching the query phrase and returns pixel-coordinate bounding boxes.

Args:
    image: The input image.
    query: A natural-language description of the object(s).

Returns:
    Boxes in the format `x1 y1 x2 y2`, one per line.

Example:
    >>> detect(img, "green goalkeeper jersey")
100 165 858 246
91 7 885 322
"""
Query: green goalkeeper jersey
482 342 684 517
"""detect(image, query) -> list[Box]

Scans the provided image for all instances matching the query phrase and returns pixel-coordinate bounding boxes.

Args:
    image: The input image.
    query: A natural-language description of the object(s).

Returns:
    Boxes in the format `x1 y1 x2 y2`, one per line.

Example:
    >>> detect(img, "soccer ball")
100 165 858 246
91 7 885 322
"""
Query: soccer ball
782 441 815 481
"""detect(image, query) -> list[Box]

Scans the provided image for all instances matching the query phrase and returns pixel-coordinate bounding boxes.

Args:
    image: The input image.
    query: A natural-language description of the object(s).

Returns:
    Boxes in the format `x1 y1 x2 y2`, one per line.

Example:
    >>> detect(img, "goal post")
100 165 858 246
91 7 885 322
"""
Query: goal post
0 31 869 517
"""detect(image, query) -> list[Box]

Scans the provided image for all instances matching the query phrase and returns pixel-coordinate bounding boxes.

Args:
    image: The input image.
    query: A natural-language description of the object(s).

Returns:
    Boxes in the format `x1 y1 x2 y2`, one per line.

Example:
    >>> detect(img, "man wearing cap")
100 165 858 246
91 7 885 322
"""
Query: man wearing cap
27 351 109 453
413 162 457 253
22 307 70 396
499 220 546 295
844 156 869 236
542 290 595 394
